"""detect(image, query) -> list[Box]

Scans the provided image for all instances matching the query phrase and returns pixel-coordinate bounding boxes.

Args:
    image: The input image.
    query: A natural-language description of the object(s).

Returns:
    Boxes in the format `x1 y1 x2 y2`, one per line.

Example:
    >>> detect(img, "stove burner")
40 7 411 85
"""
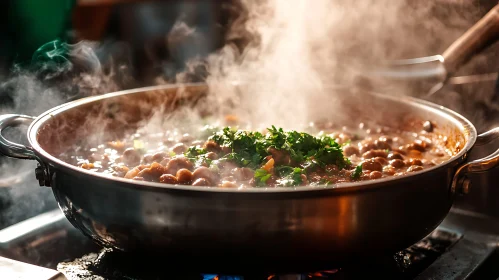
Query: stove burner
56 228 461 280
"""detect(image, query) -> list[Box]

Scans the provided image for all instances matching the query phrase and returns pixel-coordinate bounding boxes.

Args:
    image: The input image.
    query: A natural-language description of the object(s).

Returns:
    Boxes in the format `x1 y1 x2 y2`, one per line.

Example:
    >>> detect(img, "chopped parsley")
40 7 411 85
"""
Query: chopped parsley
351 164 363 179
254 168 272 187
185 126 350 187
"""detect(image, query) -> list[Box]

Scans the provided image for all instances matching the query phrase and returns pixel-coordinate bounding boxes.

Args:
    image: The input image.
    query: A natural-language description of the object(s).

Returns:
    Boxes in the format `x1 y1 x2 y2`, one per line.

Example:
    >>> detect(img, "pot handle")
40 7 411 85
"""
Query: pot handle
452 127 499 194
0 114 38 160
442 3 499 75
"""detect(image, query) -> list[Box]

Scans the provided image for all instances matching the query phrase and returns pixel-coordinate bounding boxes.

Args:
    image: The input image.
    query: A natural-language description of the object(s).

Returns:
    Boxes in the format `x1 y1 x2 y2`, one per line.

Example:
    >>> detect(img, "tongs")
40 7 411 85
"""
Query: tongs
364 3 499 96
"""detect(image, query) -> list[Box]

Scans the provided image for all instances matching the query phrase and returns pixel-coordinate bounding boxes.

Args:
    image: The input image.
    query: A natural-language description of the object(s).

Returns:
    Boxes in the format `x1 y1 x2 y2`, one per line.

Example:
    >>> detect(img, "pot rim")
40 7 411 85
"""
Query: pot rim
27 83 477 194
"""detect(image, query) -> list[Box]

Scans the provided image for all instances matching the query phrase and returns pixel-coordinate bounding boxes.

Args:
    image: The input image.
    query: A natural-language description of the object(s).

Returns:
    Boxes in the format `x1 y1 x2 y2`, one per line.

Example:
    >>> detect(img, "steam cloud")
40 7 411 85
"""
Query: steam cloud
190 0 481 132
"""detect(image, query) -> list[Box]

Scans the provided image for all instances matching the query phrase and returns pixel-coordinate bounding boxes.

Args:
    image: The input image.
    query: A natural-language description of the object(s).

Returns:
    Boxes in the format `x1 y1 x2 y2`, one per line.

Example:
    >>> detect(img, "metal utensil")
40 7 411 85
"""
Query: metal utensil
364 3 499 96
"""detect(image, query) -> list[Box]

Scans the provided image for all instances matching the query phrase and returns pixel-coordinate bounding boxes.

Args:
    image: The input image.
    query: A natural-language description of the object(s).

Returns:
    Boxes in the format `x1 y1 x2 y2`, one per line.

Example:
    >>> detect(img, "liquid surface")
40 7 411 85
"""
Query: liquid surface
59 119 453 189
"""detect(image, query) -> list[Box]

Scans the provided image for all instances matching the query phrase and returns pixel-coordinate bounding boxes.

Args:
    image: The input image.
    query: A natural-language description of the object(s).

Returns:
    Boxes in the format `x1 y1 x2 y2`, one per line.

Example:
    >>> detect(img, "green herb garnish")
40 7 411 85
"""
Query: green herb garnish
351 164 363 179
254 168 272 187
185 126 350 187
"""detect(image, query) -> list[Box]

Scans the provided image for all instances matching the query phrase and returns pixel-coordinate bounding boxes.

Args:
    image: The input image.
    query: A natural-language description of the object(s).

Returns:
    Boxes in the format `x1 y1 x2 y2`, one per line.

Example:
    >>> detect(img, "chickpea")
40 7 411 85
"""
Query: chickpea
159 174 178 184
369 171 383 179
176 169 193 185
192 178 210 186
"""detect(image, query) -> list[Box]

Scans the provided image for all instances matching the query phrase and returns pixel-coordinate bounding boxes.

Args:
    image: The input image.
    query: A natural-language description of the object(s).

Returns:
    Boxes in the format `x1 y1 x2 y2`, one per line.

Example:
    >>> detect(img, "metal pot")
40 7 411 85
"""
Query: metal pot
0 84 498 272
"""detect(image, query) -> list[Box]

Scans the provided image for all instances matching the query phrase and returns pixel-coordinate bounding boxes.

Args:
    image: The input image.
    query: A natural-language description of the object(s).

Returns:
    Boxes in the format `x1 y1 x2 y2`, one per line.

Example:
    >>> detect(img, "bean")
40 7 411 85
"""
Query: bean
383 166 395 175
123 148 141 166
408 150 423 159
192 178 210 186
375 139 391 150
407 158 423 166
374 157 388 165
343 145 359 156
166 156 194 174
159 174 178 184
232 167 255 181
176 168 193 184
142 154 153 164
362 150 388 159
192 166 217 183
179 134 193 143
206 152 218 160
300 174 309 185
171 143 187 154
124 165 148 179
359 141 377 154
407 165 424 172
203 141 221 153
221 181 238 188
379 136 393 144
268 147 291 165
390 159 405 168
137 162 168 181
423 121 434 132
152 152 168 162
369 171 383 179
406 142 425 152
361 159 383 171
387 152 404 160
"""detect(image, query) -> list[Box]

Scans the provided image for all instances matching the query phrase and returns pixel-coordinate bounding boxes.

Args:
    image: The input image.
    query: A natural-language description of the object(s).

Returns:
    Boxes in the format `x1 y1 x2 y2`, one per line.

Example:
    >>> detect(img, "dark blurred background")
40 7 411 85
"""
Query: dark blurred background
0 0 498 228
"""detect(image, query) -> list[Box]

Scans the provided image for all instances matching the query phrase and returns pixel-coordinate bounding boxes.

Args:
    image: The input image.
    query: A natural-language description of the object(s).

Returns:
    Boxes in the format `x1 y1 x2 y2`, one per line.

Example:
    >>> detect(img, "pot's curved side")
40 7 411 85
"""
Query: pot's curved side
51 160 455 268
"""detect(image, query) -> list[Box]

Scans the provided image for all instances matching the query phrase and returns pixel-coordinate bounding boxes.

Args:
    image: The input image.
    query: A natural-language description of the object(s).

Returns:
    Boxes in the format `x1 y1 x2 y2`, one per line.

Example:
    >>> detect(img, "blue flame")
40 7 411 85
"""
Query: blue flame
201 274 244 280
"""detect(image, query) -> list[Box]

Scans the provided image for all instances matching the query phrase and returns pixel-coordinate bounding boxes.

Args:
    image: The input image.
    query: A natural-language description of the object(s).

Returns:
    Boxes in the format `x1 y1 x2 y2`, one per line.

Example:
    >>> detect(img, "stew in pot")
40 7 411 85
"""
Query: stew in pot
59 118 453 188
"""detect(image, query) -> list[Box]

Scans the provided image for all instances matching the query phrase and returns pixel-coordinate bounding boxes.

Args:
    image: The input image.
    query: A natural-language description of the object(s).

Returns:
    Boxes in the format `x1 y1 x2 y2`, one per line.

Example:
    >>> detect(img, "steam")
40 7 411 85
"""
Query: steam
0 39 133 228
186 0 481 132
